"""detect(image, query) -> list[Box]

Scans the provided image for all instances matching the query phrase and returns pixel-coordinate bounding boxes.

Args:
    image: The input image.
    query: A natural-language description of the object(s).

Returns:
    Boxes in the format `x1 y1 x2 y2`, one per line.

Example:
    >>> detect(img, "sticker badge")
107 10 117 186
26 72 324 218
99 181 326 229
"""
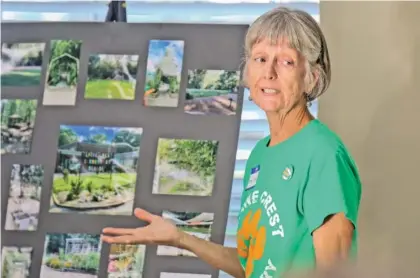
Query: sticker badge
282 165 294 181
246 165 260 190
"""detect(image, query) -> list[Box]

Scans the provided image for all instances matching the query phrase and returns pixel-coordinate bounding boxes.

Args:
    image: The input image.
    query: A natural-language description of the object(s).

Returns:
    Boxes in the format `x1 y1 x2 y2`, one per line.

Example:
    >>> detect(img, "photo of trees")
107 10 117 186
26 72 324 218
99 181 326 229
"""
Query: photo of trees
185 69 240 116
1 99 38 155
144 40 184 107
107 244 145 278
85 54 139 100
1 42 45 86
41 233 101 278
50 125 142 215
43 39 82 106
1 246 32 278
5 164 44 231
152 138 218 196
157 211 214 257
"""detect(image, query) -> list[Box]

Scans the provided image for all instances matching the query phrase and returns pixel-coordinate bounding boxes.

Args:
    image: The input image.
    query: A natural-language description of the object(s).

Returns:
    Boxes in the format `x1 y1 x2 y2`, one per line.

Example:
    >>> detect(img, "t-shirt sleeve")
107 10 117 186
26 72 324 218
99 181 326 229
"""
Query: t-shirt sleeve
300 150 361 234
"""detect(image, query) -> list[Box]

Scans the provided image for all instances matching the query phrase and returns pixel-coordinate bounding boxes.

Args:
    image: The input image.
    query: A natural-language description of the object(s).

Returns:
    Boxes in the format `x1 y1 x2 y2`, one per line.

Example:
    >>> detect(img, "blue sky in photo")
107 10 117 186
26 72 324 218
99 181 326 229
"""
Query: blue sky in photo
146 40 184 74
60 125 143 144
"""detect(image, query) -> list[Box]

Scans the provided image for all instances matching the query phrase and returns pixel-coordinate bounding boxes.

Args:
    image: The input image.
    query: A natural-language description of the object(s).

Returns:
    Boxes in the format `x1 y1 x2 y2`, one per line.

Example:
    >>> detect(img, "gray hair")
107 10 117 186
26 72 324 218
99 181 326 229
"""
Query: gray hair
243 7 331 101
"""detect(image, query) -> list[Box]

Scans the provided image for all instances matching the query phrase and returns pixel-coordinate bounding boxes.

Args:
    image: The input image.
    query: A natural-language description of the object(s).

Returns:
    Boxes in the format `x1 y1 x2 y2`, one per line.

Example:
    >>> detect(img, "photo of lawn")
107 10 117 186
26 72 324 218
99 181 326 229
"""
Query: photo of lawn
152 138 218 196
1 246 32 278
160 273 211 278
5 164 44 231
43 39 82 106
185 69 240 116
41 233 101 278
144 40 184 108
85 54 139 100
157 211 214 257
108 244 145 278
1 99 38 155
49 125 142 215
1 43 45 86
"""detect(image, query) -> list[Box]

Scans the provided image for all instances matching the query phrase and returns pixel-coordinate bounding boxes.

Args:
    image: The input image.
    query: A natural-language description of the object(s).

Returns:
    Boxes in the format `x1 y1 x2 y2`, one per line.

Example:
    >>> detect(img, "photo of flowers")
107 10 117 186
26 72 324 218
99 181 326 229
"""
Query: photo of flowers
1 42 45 86
1 99 38 155
185 69 240 116
49 125 142 215
41 233 102 278
152 138 218 196
157 211 214 257
43 39 82 106
160 273 211 278
108 244 146 278
1 246 32 278
143 40 184 107
85 54 139 100
5 164 44 231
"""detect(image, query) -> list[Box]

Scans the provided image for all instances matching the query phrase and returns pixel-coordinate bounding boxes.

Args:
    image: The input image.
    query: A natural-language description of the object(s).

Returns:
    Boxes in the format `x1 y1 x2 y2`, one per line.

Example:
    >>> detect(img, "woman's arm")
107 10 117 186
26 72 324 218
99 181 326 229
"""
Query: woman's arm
177 231 245 278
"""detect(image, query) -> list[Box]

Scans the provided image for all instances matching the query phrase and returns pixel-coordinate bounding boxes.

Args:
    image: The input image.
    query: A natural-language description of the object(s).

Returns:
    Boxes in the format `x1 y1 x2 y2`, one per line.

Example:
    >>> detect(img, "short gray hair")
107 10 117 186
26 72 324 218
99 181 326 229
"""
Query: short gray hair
243 7 331 101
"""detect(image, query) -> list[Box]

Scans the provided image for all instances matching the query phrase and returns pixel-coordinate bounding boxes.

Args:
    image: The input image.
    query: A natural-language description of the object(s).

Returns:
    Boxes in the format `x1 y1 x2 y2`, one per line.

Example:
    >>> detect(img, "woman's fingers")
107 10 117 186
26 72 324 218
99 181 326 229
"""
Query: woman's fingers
101 235 138 244
102 227 137 235
134 208 156 223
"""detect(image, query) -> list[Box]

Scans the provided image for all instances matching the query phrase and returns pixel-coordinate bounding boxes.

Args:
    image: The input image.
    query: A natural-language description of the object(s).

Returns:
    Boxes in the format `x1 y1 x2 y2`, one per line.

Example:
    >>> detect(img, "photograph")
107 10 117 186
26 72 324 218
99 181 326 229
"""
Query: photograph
1 42 45 86
43 39 82 106
49 125 142 215
108 244 146 278
1 246 32 278
40 233 102 278
157 211 214 257
144 40 184 108
160 273 211 278
185 69 240 116
85 54 139 100
152 138 218 196
5 164 44 231
1 99 38 155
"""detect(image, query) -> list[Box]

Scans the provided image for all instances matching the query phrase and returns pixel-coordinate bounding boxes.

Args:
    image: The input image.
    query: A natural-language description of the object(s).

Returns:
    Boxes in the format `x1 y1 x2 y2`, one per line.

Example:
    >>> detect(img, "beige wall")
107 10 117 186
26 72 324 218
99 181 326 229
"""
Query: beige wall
319 1 420 276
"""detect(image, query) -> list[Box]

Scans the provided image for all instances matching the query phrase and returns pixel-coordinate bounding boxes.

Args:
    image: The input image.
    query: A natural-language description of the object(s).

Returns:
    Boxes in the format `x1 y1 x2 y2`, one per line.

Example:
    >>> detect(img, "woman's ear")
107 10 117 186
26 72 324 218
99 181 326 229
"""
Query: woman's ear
306 66 320 94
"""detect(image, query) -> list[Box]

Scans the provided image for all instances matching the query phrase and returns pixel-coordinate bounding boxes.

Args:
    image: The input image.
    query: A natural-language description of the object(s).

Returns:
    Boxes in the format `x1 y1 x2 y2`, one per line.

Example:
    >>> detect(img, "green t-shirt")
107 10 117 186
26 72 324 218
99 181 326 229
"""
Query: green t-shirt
237 119 362 278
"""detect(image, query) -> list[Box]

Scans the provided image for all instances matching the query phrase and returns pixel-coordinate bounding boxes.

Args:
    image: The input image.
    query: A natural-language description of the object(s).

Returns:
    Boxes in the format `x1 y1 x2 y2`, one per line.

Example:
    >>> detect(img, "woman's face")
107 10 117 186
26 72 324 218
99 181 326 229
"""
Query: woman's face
246 38 309 114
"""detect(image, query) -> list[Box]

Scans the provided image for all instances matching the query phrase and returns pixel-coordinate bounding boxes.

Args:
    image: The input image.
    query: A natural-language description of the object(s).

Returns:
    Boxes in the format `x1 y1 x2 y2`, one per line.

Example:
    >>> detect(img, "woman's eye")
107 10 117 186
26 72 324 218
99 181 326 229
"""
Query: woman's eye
283 60 294 66
254 57 265 63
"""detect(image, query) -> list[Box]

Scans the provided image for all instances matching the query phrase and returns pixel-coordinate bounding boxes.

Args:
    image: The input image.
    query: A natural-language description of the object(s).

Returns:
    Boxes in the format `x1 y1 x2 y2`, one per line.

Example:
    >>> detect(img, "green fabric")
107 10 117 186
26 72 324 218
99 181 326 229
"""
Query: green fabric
237 119 362 278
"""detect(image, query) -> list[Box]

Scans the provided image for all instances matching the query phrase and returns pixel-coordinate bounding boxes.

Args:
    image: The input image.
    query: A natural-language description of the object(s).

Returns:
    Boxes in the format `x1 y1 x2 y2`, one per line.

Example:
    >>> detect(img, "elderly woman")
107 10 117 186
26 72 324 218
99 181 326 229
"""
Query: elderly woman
102 7 362 278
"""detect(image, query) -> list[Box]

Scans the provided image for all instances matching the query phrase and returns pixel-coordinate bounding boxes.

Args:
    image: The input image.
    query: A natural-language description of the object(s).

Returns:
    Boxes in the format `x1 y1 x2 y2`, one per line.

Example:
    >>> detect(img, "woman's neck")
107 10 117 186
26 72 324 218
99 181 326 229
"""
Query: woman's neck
266 105 314 146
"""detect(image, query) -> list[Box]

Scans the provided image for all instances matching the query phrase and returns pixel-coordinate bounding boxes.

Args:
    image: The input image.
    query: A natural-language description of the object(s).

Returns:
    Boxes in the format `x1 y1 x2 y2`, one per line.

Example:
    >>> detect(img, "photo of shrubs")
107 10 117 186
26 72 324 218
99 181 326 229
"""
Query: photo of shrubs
1 246 32 278
107 244 146 278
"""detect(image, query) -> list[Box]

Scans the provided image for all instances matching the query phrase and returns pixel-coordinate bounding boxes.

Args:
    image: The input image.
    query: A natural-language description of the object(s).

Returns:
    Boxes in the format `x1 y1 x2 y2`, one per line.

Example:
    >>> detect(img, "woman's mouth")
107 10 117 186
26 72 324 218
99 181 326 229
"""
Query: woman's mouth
261 88 279 95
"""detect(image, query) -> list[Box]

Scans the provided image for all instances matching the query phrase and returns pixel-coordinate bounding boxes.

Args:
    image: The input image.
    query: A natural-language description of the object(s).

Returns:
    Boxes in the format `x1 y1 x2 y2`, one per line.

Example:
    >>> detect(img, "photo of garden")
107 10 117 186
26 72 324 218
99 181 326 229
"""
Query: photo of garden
185 69 240 116
85 54 139 100
49 125 142 215
5 164 44 231
43 39 82 105
144 40 184 107
1 246 32 278
160 273 211 278
1 42 45 86
152 138 218 196
107 244 145 278
157 211 214 257
40 233 102 278
1 99 38 154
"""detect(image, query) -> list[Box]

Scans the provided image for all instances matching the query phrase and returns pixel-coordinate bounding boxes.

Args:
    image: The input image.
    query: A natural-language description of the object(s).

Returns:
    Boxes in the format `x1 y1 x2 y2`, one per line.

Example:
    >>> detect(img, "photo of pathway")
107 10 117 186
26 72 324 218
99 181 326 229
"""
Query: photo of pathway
152 138 218 196
40 233 101 278
185 69 240 116
1 42 45 86
5 164 44 231
43 39 82 105
1 247 32 278
85 54 138 100
50 125 142 215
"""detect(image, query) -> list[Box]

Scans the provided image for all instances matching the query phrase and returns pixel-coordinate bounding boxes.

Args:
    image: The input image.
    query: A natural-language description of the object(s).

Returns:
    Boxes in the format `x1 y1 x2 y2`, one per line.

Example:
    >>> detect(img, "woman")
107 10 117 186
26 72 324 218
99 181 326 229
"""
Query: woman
102 7 362 278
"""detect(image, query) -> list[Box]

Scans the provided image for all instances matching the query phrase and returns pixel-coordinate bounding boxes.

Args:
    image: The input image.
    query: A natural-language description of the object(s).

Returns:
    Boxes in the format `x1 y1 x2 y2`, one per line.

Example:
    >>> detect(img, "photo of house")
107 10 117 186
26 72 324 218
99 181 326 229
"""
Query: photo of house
49 125 142 215
157 211 214 257
1 42 45 86
5 164 44 231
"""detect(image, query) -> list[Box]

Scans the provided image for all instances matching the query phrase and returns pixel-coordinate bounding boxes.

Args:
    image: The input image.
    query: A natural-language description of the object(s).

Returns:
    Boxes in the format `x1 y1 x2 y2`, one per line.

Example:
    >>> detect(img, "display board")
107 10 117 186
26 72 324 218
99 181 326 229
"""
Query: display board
1 22 248 278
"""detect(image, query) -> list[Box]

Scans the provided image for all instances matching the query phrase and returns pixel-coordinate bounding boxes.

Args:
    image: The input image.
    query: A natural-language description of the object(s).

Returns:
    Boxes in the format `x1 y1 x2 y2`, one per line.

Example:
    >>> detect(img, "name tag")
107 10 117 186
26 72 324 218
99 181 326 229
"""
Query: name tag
245 165 260 190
